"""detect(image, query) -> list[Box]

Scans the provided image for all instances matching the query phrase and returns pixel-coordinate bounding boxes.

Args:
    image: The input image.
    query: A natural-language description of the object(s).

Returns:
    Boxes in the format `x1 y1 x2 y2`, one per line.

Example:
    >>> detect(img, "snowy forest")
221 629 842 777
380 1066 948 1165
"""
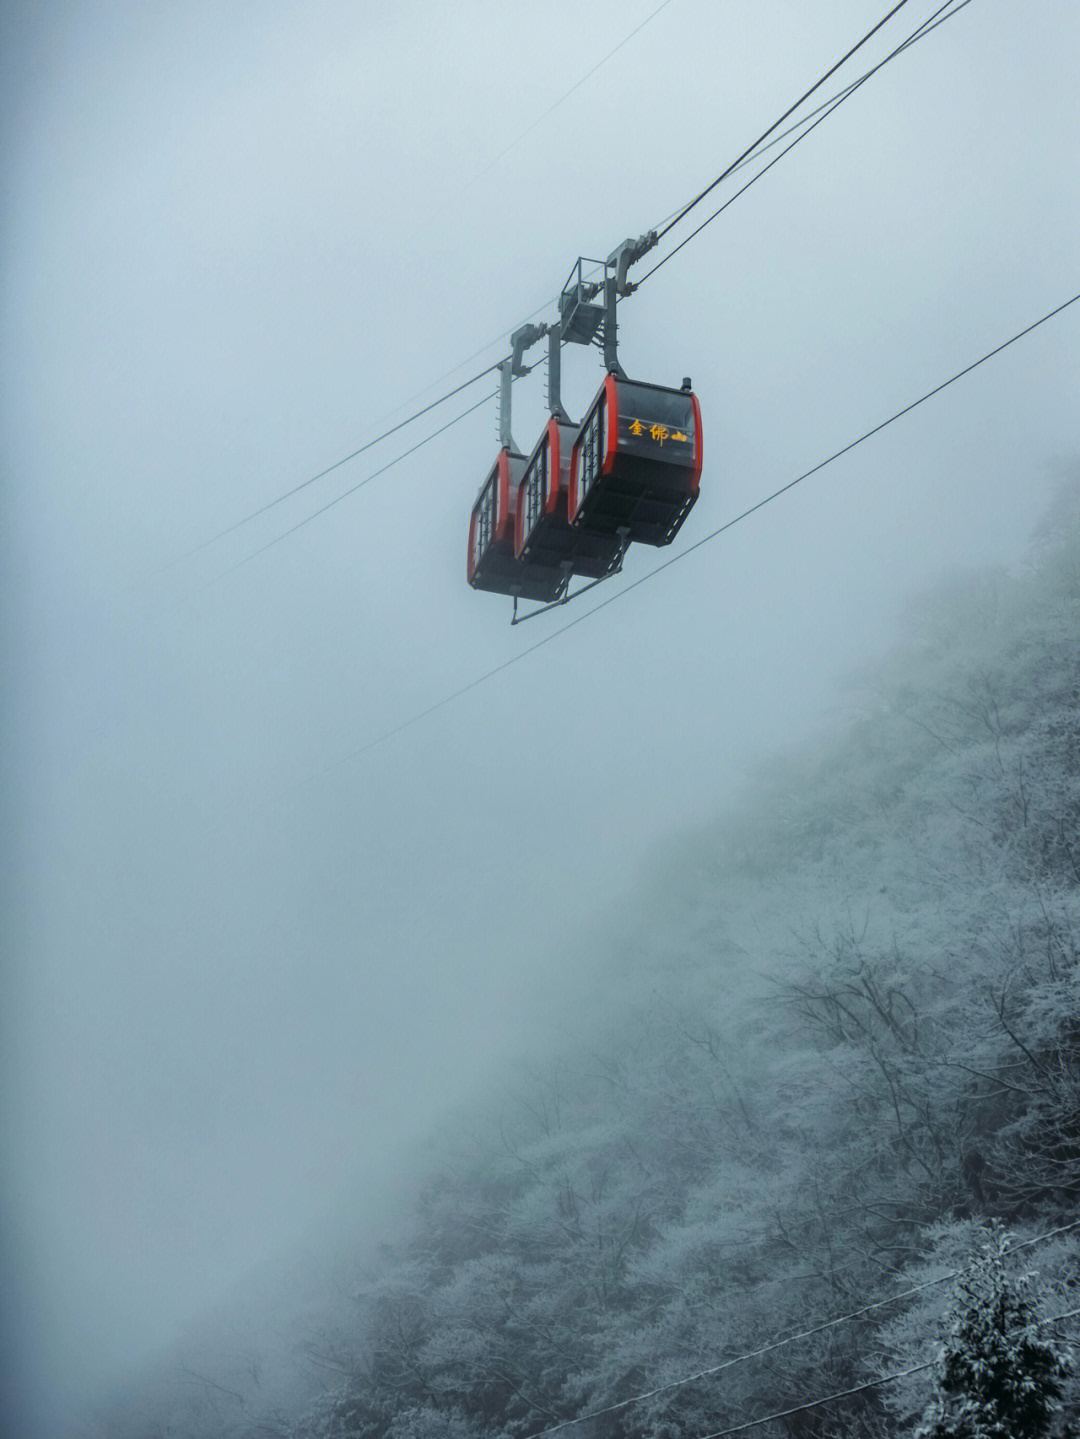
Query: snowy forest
95 482 1080 1438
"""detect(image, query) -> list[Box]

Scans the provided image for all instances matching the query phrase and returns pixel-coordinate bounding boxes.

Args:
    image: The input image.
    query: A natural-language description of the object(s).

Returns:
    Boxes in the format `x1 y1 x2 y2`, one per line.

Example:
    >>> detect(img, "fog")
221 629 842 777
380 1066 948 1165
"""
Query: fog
2 1 1078 1434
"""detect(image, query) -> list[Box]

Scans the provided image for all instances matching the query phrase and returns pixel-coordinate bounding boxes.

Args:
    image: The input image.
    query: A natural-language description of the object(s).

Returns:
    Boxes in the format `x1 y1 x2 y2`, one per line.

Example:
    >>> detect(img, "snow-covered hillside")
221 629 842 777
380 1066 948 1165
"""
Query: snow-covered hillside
98 485 1080 1437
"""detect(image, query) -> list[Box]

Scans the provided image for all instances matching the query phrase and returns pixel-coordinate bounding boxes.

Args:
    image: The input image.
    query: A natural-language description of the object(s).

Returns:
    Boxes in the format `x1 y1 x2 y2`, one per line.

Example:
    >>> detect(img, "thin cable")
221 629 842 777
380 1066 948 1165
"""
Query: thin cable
356 0 960 431
515 1225 1080 1439
387 261 608 422
311 291 1080 775
186 0 950 569
204 257 600 542
188 361 503 557
206 391 495 586
333 0 673 423
656 0 912 242
468 0 676 189
521 1218 1080 1439
638 0 964 287
696 1306 1080 1439
704 1361 935 1437
293 0 955 443
646 0 970 241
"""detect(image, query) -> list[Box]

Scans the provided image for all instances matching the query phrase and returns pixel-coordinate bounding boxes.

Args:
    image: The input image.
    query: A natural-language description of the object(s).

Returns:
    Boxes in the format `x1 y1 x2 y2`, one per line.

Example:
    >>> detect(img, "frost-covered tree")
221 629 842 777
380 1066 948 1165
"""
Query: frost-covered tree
93 480 1080 1439
916 1225 1071 1439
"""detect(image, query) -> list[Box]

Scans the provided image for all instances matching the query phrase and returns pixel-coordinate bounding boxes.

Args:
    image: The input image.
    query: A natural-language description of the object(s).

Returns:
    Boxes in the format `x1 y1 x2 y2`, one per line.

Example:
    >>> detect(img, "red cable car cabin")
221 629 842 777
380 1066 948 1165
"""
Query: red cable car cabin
467 448 524 595
467 447 570 602
515 417 625 602
568 375 703 545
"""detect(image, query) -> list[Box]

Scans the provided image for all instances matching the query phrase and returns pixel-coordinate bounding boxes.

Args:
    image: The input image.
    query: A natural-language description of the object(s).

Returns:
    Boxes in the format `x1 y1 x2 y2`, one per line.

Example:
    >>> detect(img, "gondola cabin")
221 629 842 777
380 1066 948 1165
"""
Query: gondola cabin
467 448 524 595
568 375 702 546
467 447 573 602
515 417 625 602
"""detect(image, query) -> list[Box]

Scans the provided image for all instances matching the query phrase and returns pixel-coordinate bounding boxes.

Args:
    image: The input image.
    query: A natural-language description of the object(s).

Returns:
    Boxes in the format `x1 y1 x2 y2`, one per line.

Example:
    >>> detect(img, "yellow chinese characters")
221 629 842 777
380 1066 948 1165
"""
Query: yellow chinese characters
625 417 690 445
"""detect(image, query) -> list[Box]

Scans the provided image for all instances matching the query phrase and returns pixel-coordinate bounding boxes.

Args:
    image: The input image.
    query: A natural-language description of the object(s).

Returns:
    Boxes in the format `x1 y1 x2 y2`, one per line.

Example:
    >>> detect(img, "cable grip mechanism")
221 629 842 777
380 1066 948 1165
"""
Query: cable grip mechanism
607 231 658 296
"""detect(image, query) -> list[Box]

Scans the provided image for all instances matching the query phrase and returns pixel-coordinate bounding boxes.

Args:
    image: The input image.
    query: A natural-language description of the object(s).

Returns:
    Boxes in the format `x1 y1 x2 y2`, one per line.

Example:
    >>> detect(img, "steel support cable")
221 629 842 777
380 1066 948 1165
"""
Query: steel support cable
205 390 496 586
638 0 965 288
186 0 675 560
713 1 966 179
311 291 1080 777
186 0 953 571
512 0 968 625
186 360 503 558
181 1 947 573
455 0 962 432
643 0 970 250
499 0 964 434
347 1 961 441
655 0 912 243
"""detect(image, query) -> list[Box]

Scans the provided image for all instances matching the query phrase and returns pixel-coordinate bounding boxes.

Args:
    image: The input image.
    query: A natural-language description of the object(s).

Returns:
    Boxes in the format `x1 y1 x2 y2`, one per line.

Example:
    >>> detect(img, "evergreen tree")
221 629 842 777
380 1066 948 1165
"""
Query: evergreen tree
917 1224 1072 1439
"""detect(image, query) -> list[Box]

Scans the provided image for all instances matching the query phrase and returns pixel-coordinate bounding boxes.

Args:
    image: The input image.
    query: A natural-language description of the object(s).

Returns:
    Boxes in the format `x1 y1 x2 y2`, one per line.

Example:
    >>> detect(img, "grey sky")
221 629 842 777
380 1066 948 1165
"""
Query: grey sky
3 1 1079 1434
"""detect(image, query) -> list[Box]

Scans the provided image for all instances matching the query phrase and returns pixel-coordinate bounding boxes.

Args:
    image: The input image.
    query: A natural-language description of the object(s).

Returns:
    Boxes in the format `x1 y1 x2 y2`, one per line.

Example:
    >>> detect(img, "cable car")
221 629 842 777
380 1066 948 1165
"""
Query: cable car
469 244 704 614
467 448 524 596
467 447 570 602
514 416 625 602
568 375 702 546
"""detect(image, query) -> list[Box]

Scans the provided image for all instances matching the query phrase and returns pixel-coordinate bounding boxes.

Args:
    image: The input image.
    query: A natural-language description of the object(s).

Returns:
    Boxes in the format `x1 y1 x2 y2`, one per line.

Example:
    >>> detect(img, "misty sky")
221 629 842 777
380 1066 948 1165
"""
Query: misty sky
3 1 1079 1434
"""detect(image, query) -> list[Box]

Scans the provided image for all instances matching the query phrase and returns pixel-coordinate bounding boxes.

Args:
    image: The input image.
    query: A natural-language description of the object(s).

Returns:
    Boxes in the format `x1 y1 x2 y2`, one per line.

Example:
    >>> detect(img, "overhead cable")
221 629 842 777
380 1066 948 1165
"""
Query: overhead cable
309 291 1080 775
187 0 677 560
188 0 960 572
697 1306 1080 1439
244 0 964 588
207 391 496 585
796 0 967 133
188 361 503 557
638 0 967 287
673 0 970 207
362 0 965 421
655 0 913 243
517 1218 1080 1439
467 0 676 188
